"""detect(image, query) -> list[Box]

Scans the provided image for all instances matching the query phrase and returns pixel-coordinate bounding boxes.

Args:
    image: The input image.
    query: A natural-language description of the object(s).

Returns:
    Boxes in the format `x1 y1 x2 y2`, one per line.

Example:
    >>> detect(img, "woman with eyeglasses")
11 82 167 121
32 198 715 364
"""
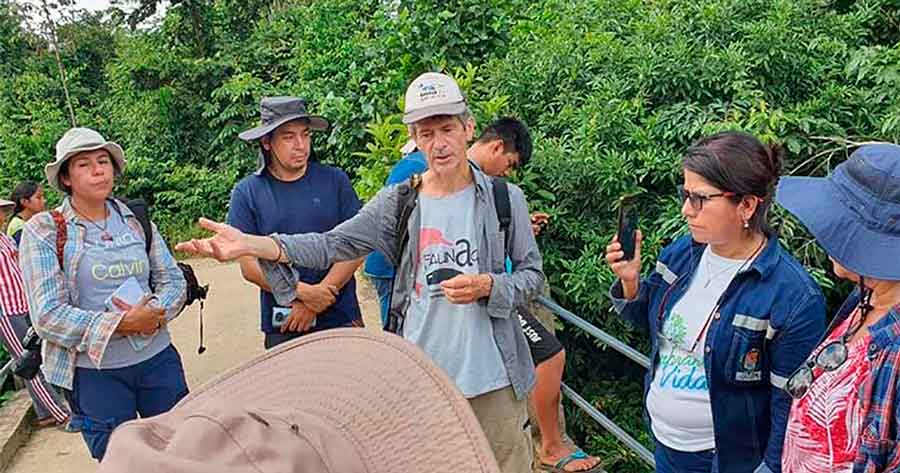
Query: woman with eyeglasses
777 143 900 473
604 131 826 473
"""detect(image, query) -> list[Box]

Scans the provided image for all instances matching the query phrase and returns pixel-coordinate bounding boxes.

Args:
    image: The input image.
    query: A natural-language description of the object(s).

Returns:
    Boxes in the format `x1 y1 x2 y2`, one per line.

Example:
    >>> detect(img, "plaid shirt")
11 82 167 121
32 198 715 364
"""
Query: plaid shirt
812 291 900 473
0 234 29 316
19 198 186 390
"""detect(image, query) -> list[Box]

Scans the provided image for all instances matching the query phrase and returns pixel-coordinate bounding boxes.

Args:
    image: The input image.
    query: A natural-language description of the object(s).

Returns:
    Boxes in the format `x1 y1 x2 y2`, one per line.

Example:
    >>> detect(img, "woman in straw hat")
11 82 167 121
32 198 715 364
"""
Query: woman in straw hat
778 143 900 473
18 127 188 461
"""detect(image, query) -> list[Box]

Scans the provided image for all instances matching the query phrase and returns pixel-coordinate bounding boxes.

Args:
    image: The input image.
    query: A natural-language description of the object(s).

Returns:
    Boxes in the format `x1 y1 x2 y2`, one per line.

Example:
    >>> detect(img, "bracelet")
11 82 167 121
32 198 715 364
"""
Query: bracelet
270 237 286 263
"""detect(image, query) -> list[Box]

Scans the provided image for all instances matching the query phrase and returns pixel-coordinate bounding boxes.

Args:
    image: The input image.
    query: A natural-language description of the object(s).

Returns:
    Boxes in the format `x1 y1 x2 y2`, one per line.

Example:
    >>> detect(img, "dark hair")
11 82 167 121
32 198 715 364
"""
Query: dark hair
476 117 533 168
683 131 785 234
10 181 40 215
58 157 123 195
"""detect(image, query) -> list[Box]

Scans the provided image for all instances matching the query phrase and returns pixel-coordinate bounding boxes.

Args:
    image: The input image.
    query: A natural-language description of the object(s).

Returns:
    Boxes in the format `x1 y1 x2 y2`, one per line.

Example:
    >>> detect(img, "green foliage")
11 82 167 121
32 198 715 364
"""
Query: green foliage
1 0 899 469
352 112 407 201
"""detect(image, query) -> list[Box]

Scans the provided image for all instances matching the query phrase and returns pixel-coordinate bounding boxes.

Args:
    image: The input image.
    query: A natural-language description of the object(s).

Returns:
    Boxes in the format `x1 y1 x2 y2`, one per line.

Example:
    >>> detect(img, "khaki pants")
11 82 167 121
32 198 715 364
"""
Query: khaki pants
469 386 533 473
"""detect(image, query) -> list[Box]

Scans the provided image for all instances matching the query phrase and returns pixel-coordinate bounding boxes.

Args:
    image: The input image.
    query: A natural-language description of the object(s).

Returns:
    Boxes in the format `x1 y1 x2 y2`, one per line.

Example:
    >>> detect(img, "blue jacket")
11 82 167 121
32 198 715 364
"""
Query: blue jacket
610 235 826 473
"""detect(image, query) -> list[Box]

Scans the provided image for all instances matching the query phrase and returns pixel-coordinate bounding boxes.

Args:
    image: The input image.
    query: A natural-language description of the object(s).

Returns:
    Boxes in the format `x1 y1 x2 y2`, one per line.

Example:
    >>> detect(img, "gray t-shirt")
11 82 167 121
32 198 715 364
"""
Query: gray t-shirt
404 185 510 398
75 203 170 368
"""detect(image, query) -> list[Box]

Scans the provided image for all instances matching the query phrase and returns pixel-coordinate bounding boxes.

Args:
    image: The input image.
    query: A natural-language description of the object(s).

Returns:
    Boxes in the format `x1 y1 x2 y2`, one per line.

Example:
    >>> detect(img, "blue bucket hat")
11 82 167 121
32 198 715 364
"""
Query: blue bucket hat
776 143 900 281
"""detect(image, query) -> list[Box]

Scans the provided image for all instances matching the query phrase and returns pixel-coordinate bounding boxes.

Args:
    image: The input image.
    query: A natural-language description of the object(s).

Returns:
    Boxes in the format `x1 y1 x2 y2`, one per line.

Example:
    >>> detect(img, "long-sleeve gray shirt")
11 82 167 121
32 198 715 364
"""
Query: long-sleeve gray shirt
260 164 543 399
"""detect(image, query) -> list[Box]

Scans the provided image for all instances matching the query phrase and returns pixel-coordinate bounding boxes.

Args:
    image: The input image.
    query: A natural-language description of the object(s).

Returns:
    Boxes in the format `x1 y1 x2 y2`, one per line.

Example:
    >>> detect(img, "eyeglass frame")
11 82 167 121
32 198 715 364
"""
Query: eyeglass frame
677 185 738 212
784 288 874 399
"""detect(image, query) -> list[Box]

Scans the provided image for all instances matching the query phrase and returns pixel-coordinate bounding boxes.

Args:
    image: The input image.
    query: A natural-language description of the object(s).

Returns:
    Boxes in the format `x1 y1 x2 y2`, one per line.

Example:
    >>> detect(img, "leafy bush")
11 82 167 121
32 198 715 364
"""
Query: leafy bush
1 0 899 469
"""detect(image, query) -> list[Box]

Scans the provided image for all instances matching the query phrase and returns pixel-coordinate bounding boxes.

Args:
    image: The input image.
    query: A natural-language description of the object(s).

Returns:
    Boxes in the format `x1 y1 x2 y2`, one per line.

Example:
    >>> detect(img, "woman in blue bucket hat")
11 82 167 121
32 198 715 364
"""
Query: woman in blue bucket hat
779 143 900 473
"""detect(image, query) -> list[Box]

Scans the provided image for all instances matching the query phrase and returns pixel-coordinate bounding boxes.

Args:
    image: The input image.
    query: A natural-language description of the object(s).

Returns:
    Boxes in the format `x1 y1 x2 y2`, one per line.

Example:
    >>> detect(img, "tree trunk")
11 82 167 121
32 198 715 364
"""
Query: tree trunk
40 1 76 127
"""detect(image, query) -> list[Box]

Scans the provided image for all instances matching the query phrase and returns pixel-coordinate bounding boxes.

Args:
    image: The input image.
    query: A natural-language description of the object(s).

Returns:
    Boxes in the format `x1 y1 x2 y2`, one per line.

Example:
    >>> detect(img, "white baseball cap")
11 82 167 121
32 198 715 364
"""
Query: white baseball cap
402 72 468 124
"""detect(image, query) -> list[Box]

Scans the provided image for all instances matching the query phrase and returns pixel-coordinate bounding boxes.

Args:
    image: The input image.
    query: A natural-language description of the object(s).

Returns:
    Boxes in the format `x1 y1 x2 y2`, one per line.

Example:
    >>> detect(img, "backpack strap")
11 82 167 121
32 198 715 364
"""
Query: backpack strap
50 210 67 269
491 177 512 256
391 174 422 267
386 173 422 333
122 198 153 255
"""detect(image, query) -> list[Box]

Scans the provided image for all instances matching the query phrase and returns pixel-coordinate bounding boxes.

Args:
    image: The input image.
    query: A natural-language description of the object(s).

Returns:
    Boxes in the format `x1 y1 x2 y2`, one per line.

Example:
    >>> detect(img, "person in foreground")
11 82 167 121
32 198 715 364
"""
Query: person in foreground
98 329 503 473
605 131 825 472
778 143 900 473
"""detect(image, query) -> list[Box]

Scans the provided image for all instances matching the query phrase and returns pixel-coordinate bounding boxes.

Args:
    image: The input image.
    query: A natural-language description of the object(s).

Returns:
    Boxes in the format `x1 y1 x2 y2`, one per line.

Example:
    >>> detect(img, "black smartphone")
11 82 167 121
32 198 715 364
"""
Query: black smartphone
617 196 639 261
425 267 463 286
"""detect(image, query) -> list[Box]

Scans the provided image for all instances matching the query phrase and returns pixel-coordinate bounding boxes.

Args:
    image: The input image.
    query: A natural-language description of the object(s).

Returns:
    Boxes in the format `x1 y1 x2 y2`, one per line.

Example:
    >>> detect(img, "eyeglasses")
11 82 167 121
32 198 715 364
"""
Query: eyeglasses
785 290 873 399
677 185 737 212
785 338 854 399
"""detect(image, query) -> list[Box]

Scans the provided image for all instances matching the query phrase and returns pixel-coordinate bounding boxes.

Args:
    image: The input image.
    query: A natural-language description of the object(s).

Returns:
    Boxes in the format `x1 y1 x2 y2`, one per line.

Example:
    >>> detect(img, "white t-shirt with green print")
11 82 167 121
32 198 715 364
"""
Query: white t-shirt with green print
646 246 745 452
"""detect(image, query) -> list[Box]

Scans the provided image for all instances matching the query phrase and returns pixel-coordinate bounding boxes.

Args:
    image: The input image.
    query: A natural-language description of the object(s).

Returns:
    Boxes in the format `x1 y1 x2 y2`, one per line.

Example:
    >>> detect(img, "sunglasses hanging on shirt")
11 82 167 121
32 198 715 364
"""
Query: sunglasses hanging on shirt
785 277 875 399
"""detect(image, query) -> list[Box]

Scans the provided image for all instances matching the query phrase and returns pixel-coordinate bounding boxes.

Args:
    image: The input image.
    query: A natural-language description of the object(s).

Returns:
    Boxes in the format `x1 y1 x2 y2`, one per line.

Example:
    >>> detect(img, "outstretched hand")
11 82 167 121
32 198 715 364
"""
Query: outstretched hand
175 218 253 262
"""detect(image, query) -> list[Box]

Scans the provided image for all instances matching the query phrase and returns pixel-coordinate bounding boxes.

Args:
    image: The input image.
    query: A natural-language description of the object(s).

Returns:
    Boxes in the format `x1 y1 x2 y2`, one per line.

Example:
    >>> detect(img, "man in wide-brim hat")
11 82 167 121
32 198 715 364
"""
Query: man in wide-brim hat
227 97 365 350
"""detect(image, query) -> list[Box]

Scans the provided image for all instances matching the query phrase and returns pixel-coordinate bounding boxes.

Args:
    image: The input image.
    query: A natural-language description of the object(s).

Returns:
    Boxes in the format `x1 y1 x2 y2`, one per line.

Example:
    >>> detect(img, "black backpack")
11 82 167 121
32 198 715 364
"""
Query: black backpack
51 198 210 354
385 175 511 333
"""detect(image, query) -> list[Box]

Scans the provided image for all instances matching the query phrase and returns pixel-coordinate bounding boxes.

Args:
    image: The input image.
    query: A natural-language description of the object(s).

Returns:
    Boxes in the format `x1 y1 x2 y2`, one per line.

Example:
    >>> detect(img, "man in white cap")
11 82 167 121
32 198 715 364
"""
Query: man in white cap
177 73 544 473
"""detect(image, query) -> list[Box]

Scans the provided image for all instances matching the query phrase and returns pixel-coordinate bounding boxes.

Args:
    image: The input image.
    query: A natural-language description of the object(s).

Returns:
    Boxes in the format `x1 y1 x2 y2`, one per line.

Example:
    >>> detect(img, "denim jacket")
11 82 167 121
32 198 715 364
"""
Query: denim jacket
610 235 825 472
261 164 542 400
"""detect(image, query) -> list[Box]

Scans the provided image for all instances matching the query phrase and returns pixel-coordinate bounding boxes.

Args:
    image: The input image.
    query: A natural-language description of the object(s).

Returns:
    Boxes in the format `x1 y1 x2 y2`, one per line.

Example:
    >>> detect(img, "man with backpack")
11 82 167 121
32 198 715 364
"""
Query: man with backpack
177 72 544 473
367 118 601 472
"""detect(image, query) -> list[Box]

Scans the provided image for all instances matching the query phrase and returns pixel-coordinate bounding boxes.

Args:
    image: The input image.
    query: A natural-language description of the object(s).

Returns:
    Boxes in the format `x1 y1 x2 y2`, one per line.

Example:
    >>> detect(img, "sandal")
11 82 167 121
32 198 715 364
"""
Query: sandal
540 449 605 473
34 416 60 428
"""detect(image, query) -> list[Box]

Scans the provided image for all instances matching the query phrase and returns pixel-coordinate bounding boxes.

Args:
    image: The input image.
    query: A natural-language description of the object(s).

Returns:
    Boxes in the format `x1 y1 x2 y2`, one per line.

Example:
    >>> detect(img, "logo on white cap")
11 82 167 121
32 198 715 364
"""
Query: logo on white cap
403 72 467 124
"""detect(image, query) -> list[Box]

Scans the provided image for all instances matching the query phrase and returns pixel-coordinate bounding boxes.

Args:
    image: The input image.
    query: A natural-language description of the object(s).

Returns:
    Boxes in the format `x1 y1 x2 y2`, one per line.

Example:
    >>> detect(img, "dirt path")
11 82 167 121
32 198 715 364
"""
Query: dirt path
5 259 383 473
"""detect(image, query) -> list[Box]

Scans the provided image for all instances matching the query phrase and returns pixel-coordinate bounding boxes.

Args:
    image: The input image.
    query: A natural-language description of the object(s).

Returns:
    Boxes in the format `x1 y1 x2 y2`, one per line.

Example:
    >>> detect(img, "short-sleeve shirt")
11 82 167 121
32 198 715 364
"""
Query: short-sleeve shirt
7 216 26 243
403 185 509 398
227 161 363 333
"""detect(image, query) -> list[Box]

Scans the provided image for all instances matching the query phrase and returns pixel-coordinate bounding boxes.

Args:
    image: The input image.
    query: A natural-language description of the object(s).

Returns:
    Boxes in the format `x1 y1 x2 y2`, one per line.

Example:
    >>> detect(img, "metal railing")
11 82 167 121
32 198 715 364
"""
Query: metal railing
534 295 656 468
0 358 14 390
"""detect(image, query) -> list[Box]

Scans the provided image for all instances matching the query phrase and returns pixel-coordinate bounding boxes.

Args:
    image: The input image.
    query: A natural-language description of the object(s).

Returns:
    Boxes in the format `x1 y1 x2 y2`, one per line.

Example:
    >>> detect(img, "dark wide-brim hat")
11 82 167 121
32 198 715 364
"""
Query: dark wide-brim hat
238 96 329 141
776 143 900 280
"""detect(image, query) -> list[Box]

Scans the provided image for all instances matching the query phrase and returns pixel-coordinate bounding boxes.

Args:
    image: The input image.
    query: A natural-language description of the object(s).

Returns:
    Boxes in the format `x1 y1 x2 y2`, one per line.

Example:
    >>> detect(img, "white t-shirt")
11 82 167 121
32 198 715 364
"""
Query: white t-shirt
646 246 746 452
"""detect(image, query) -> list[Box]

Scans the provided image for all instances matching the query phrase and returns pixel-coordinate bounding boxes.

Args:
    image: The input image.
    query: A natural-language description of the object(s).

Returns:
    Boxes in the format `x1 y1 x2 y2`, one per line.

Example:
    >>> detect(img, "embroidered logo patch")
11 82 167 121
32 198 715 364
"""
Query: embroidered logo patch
743 348 760 371
736 348 763 382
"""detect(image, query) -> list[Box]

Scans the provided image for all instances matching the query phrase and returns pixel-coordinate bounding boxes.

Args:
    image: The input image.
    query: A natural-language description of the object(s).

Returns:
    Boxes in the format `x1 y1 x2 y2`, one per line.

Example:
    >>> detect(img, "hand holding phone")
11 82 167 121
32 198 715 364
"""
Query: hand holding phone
605 196 643 300
617 198 639 262
114 295 166 336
